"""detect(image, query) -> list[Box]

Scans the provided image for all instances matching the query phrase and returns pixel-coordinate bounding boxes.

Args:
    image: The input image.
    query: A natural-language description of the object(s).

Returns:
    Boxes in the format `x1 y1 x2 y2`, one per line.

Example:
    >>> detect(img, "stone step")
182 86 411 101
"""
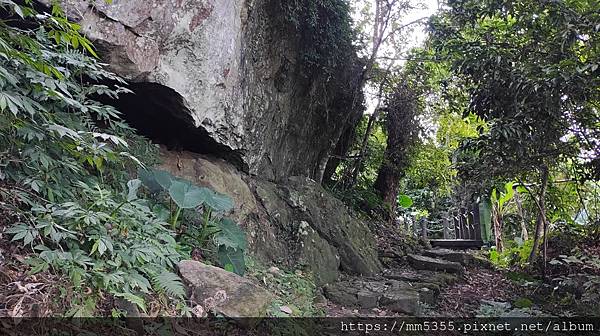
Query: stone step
382 270 459 286
324 278 436 315
407 254 464 274
422 248 475 266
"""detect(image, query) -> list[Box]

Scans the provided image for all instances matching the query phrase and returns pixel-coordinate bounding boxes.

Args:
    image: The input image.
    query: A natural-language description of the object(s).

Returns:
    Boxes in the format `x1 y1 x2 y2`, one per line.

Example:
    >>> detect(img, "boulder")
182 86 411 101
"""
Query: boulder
407 254 464 274
158 151 350 286
178 260 273 317
280 177 382 276
379 292 420 315
252 177 381 281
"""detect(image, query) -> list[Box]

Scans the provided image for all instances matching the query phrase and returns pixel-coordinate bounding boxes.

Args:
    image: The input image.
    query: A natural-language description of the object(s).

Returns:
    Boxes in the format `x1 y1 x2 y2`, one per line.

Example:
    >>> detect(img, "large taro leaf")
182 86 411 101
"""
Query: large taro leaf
215 218 246 250
168 180 211 209
203 190 234 213
126 179 142 201
138 168 174 193
217 246 245 276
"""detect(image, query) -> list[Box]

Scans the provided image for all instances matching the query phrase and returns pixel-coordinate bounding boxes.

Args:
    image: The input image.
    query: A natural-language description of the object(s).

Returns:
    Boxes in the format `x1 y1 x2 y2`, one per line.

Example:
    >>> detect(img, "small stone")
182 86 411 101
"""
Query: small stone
191 305 206 318
380 291 421 315
268 266 281 275
357 290 379 309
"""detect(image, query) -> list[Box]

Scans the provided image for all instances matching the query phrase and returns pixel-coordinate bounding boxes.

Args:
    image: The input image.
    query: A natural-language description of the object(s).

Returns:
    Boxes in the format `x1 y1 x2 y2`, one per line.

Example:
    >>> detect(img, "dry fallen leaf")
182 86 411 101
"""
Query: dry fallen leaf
279 305 293 315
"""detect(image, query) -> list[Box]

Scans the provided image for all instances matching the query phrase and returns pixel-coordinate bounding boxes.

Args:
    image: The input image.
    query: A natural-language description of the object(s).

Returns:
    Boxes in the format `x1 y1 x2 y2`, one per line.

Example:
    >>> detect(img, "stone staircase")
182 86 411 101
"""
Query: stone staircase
323 248 476 315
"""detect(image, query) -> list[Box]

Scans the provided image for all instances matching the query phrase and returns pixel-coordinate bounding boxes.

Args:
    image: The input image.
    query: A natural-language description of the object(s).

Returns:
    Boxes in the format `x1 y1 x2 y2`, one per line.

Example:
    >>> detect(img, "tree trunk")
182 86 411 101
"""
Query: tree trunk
528 164 549 263
492 205 504 252
374 82 418 220
514 187 529 241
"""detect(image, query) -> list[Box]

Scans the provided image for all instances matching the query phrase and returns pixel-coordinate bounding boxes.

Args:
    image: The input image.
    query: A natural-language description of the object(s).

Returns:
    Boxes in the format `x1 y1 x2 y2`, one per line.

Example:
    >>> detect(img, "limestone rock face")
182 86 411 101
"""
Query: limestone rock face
251 176 381 282
51 0 376 289
158 150 379 286
49 0 363 181
178 260 273 317
158 148 257 224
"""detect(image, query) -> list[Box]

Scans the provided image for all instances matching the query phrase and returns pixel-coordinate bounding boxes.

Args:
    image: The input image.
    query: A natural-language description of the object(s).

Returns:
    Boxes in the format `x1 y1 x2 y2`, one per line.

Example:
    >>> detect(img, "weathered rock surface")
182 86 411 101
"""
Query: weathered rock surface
323 277 428 315
178 260 273 317
422 249 475 266
48 0 363 181
157 151 378 286
158 148 257 223
383 269 459 287
251 176 381 282
407 254 464 274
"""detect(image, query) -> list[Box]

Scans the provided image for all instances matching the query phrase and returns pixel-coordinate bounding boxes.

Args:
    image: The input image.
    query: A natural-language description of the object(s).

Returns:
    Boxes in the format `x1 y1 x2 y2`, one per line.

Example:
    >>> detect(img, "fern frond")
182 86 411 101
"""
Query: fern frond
152 270 186 299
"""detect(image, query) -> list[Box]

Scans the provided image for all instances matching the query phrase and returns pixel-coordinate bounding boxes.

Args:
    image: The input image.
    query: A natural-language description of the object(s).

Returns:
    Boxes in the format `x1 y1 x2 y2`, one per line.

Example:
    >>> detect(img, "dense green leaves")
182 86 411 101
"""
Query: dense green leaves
430 0 600 182
0 0 247 315
137 168 247 274
152 271 186 299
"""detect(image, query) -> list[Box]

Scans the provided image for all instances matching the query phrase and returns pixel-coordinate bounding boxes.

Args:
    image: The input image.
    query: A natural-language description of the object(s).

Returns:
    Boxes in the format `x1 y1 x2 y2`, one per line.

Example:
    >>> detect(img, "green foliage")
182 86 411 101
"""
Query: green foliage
280 0 356 74
397 194 413 208
215 218 247 250
217 246 246 276
152 270 186 299
430 0 600 183
0 0 190 312
0 0 245 315
489 239 534 268
246 258 323 317
138 168 246 275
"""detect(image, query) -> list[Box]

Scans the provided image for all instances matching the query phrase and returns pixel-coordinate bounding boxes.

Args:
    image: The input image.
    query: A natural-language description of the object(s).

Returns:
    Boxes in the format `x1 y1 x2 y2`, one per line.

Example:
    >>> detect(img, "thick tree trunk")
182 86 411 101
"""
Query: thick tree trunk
528 164 549 263
373 82 418 220
514 187 529 241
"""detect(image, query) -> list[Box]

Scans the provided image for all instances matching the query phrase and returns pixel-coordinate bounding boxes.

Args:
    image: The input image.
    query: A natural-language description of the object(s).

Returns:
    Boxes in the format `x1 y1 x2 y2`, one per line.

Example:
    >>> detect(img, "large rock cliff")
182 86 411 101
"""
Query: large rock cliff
49 0 363 181
159 149 381 285
46 0 378 284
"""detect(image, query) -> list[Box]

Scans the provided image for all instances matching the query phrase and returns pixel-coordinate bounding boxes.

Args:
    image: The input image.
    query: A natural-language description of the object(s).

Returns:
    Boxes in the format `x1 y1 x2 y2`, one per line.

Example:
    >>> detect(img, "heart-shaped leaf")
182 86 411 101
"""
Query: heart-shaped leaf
168 180 210 209
138 168 174 193
204 191 234 213
215 218 246 250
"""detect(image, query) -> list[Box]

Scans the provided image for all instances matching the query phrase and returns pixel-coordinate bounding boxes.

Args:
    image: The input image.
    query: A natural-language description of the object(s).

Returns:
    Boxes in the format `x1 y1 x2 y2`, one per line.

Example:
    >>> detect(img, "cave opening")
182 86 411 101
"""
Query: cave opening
96 82 245 169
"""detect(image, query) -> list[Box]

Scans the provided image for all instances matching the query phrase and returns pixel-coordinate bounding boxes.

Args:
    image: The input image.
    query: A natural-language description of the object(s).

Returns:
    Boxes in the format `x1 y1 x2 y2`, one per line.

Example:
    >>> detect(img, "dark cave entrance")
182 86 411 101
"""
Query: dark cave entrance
97 82 245 169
